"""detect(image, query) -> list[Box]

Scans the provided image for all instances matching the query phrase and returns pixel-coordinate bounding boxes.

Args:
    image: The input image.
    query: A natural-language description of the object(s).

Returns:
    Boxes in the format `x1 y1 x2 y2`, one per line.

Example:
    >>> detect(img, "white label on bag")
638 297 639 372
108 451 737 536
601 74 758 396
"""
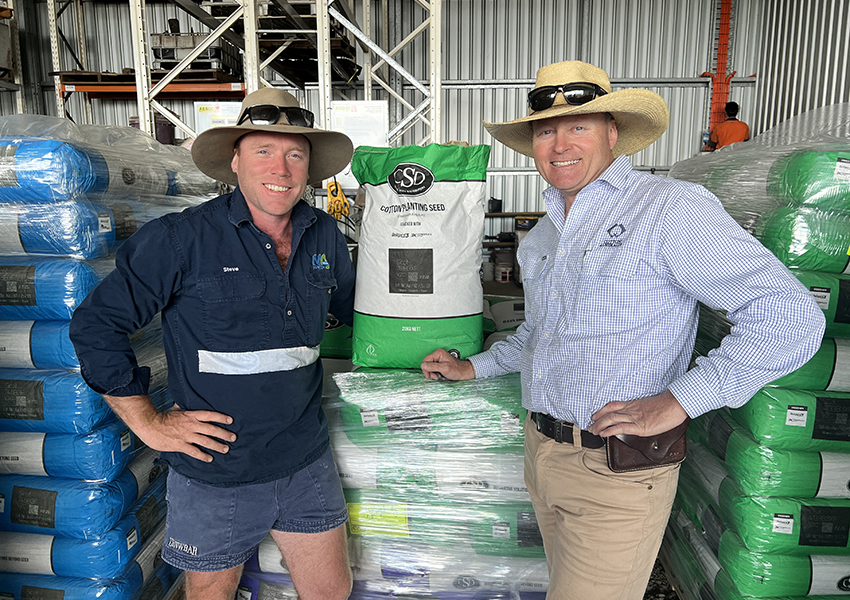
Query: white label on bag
811 286 831 310
817 452 850 498
0 432 47 476
360 408 380 427
809 555 850 594
826 338 850 391
492 521 511 538
0 532 55 574
834 157 850 181
786 405 808 427
772 513 794 534
126 525 138 550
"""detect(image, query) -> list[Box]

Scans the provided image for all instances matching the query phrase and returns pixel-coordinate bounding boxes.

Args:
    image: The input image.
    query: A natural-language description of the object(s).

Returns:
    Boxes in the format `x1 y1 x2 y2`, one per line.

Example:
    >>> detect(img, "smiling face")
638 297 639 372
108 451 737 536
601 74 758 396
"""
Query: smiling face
531 113 618 208
230 131 311 226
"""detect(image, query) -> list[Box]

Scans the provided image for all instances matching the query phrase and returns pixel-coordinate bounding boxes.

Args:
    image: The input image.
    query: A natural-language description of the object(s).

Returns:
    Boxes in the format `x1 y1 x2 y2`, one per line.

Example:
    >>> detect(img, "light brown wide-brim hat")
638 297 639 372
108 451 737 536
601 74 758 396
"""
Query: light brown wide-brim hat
192 87 354 186
484 61 669 157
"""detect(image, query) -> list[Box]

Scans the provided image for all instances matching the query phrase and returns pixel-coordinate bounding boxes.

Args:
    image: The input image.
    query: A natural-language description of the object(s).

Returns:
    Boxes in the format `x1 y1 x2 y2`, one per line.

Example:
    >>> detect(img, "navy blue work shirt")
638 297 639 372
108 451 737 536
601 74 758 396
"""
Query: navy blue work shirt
69 188 355 486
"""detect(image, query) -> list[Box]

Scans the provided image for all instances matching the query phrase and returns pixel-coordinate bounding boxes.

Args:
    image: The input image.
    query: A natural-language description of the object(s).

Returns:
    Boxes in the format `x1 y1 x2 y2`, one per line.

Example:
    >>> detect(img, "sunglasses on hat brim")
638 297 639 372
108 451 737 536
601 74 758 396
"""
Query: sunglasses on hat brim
236 104 315 129
527 82 608 112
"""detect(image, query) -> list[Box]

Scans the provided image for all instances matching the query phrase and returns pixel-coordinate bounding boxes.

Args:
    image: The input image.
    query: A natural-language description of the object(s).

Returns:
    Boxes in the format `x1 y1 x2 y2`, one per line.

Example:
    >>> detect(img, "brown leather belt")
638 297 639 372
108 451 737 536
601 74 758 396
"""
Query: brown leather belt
531 412 605 449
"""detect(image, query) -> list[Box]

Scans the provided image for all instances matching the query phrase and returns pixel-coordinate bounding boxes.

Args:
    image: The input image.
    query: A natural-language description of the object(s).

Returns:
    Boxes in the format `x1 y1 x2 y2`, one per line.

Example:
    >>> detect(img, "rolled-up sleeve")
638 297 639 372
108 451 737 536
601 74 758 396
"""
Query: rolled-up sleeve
70 219 182 397
661 191 826 417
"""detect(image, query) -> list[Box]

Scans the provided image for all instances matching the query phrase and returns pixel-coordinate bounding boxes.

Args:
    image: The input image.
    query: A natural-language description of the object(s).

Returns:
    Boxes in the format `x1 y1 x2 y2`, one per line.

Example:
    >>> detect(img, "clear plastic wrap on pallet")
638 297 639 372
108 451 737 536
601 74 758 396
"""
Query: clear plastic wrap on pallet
690 409 850 498
0 448 165 538
0 418 145 480
695 305 850 391
674 457 850 597
329 370 526 451
0 474 166 578
725 386 850 452
683 442 850 556
329 408 529 501
0 522 180 600
0 114 219 203
669 104 850 273
244 533 549 599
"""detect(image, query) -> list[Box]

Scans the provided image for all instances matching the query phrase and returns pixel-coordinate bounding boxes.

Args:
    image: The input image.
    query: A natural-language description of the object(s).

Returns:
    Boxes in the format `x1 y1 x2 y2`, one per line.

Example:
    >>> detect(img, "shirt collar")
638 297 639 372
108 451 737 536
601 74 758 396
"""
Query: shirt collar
541 154 634 219
227 187 317 230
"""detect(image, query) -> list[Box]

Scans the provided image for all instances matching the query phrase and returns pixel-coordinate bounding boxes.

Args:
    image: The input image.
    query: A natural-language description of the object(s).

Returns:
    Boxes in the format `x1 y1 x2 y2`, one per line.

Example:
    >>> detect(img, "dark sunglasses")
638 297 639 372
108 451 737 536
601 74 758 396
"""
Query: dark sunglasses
236 104 315 128
527 82 608 112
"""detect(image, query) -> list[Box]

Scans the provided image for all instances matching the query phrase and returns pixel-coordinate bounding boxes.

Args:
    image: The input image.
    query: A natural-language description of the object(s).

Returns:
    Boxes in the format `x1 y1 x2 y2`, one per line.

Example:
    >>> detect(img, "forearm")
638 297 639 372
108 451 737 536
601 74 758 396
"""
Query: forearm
102 394 160 440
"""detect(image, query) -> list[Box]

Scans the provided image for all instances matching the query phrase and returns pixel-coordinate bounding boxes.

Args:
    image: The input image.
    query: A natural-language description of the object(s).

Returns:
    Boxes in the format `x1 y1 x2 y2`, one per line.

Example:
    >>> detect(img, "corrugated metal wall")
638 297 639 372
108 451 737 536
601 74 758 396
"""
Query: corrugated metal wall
755 0 850 133
7 0 848 216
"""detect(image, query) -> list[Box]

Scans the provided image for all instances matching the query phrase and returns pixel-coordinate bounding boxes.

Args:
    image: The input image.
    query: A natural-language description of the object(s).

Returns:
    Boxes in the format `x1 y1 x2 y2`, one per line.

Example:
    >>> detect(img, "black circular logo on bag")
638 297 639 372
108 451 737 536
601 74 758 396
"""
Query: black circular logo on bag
453 575 480 589
838 575 850 592
122 167 136 185
387 163 435 196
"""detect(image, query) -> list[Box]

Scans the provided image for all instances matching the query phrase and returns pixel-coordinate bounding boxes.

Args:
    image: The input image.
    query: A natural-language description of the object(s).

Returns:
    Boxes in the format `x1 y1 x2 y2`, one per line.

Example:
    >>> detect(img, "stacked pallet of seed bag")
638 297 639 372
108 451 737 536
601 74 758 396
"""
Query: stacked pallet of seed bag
0 116 215 599
663 105 850 600
239 369 548 599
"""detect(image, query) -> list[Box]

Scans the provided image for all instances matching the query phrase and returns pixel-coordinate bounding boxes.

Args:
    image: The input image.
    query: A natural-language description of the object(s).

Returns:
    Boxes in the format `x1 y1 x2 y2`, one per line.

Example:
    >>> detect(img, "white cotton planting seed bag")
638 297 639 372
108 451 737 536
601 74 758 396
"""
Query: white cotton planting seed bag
351 143 491 367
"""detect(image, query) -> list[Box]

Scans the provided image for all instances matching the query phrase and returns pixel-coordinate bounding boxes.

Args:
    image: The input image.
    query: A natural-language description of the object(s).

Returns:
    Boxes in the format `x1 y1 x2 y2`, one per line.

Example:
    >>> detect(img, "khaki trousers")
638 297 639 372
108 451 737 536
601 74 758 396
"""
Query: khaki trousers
523 415 679 600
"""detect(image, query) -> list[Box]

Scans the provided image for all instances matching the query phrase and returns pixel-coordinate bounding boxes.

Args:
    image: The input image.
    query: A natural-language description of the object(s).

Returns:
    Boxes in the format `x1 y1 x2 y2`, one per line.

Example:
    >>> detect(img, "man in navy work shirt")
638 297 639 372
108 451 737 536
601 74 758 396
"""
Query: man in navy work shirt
70 88 356 600
420 61 825 600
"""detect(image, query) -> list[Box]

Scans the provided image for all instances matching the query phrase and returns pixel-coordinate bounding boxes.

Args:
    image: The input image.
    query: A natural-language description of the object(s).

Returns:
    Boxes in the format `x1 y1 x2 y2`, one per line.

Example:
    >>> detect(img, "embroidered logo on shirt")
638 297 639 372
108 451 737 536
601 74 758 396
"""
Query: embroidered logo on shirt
599 224 626 247
312 253 330 270
222 266 239 272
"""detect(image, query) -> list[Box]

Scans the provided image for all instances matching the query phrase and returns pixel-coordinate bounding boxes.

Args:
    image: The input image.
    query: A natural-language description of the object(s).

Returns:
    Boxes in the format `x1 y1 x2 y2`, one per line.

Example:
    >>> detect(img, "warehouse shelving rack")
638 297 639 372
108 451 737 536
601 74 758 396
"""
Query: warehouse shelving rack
47 0 442 146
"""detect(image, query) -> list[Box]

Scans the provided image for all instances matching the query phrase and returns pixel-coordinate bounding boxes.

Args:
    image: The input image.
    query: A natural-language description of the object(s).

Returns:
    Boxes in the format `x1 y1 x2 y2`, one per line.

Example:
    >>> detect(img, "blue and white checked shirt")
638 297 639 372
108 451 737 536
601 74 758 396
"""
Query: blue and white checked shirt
470 155 825 428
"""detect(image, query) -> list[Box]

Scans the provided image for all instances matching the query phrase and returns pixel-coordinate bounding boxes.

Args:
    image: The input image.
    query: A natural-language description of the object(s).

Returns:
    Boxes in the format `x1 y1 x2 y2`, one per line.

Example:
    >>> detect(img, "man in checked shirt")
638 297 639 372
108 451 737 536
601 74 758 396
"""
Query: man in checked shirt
421 60 824 600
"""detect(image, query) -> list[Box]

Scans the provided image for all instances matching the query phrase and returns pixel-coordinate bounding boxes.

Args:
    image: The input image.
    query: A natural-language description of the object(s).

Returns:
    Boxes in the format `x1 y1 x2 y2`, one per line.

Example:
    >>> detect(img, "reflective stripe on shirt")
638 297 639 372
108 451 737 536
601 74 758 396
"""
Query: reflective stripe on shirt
198 346 320 375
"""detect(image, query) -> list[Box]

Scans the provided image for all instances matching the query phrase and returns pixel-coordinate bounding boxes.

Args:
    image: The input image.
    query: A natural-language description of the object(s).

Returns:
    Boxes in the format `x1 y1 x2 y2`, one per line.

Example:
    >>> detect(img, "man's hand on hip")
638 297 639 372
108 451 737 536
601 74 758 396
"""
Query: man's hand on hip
586 390 688 438
103 394 236 463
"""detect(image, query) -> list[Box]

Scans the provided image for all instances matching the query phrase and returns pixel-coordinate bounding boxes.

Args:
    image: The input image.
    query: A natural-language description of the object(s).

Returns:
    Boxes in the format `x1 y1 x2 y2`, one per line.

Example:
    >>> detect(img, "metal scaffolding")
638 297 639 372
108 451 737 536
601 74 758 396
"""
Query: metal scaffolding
49 0 442 145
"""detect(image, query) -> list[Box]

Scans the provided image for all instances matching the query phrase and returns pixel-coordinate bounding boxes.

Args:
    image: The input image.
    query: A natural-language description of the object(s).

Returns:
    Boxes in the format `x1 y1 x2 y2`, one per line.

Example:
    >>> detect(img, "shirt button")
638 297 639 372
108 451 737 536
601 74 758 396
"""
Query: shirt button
536 373 542 379
328 289 332 294
265 243 272 249
287 310 292 316
560 250 565 256
552 292 558 298
544 332 550 338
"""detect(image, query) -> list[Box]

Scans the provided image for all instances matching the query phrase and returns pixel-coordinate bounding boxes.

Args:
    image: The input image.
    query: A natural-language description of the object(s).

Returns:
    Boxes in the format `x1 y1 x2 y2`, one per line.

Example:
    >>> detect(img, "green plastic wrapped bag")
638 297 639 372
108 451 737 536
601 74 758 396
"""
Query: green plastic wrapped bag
767 149 850 211
344 487 544 558
350 144 490 368
727 387 850 452
684 443 850 556
690 410 850 497
754 205 850 273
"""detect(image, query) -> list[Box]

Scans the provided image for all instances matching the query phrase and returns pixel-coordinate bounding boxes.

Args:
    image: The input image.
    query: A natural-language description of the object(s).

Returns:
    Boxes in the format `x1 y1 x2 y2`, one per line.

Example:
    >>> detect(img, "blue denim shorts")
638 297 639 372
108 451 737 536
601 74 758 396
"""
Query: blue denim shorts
161 447 348 572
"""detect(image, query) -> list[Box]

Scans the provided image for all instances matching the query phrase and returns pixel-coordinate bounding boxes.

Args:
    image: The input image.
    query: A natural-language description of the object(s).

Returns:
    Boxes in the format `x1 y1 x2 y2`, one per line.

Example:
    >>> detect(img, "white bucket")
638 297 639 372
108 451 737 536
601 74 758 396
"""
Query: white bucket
496 262 513 283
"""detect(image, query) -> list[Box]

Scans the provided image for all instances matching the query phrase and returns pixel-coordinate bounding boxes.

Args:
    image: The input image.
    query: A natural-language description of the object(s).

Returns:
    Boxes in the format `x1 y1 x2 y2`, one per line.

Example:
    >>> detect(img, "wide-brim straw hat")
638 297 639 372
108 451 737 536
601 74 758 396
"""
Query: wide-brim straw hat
484 61 669 157
192 87 353 186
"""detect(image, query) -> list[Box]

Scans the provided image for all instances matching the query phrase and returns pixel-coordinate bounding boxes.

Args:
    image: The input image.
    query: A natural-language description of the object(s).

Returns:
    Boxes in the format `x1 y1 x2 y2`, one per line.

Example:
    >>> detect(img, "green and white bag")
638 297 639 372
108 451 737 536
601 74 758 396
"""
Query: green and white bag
351 144 491 367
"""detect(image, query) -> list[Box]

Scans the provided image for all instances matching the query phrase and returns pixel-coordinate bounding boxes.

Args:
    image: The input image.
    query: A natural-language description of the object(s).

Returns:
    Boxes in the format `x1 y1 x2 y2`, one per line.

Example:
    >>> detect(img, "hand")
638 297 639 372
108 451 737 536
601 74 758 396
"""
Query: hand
140 407 237 463
420 348 476 381
586 390 688 438
103 394 236 463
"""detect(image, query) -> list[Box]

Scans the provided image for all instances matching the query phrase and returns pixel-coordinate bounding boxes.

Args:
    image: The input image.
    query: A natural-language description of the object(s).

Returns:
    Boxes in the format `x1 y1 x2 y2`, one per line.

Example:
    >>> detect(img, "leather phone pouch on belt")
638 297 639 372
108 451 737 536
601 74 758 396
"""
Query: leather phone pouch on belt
605 417 690 473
